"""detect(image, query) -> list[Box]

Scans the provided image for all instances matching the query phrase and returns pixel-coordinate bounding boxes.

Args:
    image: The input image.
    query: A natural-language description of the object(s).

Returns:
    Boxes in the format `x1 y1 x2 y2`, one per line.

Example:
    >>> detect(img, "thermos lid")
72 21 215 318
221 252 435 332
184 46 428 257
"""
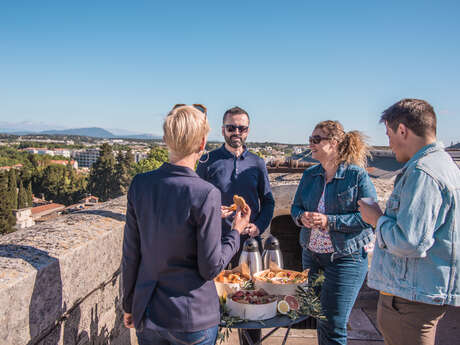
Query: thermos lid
242 238 259 252
264 235 281 250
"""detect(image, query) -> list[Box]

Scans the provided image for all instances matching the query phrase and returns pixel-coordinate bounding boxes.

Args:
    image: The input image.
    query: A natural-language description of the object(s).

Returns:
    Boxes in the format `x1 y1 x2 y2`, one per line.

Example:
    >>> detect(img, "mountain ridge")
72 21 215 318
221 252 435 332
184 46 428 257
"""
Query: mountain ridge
0 125 160 139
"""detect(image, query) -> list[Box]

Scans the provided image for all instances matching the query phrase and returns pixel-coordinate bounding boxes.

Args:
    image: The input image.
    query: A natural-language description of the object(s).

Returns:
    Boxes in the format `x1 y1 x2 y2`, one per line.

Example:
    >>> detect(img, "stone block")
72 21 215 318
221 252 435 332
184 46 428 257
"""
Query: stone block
0 196 127 345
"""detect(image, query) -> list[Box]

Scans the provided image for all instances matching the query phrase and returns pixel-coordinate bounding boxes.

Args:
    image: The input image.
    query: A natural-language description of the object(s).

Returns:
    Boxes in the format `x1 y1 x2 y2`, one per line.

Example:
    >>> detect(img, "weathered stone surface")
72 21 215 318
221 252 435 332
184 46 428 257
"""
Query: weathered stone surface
0 196 127 345
269 175 395 219
271 184 299 218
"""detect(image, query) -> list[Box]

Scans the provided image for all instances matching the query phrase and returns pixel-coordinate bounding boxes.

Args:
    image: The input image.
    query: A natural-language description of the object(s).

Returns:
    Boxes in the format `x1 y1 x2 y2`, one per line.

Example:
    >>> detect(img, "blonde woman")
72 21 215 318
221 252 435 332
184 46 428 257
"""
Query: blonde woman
291 120 377 345
122 105 250 345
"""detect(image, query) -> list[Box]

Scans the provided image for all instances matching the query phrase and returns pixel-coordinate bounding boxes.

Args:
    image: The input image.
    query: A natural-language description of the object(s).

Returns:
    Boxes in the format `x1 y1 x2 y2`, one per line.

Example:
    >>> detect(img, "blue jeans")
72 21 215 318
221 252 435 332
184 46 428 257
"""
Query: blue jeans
136 325 218 345
302 248 368 345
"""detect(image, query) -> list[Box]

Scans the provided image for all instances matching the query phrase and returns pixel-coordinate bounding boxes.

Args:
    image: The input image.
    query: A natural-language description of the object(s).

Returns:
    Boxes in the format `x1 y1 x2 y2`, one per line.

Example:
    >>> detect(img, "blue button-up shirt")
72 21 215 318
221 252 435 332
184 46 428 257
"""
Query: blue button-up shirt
197 145 275 236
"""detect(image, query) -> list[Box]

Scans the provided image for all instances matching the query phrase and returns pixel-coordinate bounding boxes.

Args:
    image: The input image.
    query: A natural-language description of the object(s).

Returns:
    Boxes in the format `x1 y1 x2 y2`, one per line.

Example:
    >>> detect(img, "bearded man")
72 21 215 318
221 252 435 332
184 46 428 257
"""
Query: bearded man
197 106 275 267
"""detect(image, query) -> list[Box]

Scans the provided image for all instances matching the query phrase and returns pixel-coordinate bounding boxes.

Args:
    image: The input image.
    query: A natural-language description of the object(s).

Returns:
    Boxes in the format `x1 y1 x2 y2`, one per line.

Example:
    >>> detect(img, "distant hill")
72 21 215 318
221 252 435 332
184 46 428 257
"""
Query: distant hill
0 123 160 139
448 143 460 149
119 133 159 140
40 127 114 138
0 131 31 136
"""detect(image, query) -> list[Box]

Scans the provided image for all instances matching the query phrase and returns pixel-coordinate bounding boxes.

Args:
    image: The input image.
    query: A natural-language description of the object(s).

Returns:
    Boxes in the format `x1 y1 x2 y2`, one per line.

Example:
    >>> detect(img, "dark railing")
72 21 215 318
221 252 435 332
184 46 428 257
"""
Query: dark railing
267 158 315 173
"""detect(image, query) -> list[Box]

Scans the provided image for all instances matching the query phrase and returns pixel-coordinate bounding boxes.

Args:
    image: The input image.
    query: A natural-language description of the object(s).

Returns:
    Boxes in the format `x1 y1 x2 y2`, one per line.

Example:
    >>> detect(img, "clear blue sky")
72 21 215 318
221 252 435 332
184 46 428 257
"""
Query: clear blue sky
1 1 459 145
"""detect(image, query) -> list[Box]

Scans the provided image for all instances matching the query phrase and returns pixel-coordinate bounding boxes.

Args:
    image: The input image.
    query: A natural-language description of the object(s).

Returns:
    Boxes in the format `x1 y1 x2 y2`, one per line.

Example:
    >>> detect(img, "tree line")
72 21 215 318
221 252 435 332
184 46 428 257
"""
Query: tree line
0 144 169 234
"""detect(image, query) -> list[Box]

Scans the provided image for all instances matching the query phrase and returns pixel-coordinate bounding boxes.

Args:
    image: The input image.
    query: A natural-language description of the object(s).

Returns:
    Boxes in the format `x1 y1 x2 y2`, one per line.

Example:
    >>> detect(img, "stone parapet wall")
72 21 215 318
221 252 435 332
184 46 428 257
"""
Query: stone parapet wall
0 196 133 345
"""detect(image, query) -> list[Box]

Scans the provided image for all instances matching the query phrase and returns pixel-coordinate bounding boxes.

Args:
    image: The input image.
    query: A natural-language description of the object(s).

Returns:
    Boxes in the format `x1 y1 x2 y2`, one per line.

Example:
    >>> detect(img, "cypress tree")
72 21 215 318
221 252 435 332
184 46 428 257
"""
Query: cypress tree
7 169 18 210
88 144 117 201
27 181 33 207
114 150 134 197
0 172 16 234
18 181 27 209
125 149 135 168
17 181 28 209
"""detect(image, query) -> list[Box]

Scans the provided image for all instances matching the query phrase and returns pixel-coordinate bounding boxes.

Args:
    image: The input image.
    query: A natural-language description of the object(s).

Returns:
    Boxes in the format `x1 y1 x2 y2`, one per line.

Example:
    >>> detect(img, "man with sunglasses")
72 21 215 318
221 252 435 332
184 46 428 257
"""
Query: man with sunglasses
197 106 274 248
197 106 275 344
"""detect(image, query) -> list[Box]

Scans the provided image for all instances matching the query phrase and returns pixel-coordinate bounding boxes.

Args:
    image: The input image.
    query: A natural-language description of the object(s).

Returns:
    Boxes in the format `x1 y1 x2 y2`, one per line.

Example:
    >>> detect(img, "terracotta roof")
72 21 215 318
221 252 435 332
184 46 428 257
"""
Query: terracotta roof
0 164 23 170
50 160 76 165
31 203 65 216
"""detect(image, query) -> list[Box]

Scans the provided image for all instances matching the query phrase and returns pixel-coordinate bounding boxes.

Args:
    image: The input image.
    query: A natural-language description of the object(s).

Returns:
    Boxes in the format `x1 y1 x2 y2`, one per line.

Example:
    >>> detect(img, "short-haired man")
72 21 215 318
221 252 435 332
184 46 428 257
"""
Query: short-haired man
197 106 275 344
359 99 460 345
197 106 275 261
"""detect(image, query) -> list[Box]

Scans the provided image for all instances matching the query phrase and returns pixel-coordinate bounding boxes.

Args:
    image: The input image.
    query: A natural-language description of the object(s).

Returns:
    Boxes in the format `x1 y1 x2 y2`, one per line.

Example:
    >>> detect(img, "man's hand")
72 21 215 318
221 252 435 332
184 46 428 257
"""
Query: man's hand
358 200 383 228
221 205 234 219
123 312 134 328
232 205 251 234
245 223 260 237
300 212 328 230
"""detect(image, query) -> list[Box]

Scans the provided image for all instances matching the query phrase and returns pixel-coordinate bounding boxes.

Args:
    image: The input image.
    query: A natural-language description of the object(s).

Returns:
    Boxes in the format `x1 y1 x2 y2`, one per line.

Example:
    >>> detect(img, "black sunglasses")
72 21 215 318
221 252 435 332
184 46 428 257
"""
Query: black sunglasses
309 135 331 144
172 103 207 116
224 124 249 133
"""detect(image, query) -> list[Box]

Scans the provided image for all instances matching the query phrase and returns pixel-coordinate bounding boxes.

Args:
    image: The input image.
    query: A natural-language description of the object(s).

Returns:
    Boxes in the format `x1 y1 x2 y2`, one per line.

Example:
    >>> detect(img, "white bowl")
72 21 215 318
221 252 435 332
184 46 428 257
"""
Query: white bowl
226 298 277 321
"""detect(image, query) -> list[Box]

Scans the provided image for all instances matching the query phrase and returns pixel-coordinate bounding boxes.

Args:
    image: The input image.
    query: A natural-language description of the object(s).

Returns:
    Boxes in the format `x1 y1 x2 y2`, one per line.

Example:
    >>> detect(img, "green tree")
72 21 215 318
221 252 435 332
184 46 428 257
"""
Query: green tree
26 160 87 206
125 149 135 172
26 181 33 206
249 150 265 159
88 144 117 201
68 169 88 203
134 147 169 175
17 181 28 209
27 153 40 169
0 172 16 234
7 169 18 210
114 149 134 196
41 164 88 205
147 146 168 163
41 165 64 203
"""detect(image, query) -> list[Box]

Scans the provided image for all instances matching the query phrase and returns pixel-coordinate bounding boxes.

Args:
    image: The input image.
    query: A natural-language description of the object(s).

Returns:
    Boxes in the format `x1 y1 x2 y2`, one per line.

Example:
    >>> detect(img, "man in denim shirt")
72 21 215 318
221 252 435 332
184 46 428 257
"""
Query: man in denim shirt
359 99 460 345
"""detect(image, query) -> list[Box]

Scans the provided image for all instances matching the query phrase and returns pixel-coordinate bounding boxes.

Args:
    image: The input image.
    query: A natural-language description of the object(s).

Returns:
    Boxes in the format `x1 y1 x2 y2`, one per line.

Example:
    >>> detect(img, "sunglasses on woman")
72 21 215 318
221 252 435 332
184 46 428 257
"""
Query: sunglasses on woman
309 135 331 144
172 103 207 116
224 125 249 133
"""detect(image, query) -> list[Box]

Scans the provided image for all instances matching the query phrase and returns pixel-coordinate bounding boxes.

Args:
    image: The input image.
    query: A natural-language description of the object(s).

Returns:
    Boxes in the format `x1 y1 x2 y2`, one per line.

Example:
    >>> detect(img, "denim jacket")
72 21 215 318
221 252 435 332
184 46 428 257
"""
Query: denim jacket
291 163 377 259
367 142 460 306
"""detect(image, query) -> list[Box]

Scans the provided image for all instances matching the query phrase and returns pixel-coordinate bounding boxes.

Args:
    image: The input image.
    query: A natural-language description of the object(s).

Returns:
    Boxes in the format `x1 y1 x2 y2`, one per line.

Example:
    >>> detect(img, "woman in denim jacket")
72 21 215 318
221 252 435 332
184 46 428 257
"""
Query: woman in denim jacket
291 120 377 345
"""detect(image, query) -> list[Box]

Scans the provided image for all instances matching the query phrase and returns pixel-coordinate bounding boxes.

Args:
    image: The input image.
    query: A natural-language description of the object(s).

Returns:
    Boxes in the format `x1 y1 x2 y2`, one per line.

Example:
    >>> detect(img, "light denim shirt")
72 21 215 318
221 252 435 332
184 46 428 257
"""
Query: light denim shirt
368 142 460 306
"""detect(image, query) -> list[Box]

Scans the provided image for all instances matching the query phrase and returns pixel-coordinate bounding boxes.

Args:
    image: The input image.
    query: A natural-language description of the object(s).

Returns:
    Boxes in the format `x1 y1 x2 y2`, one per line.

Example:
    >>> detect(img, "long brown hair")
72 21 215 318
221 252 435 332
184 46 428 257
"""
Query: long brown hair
315 120 370 168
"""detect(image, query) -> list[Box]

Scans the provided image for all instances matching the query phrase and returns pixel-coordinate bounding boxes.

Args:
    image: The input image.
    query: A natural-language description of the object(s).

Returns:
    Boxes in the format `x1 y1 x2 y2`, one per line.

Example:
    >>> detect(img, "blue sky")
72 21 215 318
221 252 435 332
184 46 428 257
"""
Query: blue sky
1 1 459 145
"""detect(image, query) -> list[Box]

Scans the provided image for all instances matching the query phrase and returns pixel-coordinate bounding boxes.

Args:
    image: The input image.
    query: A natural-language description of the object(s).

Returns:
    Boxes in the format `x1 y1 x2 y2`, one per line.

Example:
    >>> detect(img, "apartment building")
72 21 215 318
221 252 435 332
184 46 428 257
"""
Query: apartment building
72 148 100 168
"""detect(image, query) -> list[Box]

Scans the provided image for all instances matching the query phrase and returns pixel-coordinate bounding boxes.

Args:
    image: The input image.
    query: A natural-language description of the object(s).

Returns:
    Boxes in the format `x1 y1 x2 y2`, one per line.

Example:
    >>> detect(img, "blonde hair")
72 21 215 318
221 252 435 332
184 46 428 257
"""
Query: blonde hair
315 120 370 168
163 105 210 160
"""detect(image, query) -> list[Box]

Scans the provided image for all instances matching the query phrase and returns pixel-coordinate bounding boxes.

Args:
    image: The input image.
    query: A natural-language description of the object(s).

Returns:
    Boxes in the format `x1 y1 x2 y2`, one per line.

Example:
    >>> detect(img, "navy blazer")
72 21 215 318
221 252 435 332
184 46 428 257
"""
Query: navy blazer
121 163 240 331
